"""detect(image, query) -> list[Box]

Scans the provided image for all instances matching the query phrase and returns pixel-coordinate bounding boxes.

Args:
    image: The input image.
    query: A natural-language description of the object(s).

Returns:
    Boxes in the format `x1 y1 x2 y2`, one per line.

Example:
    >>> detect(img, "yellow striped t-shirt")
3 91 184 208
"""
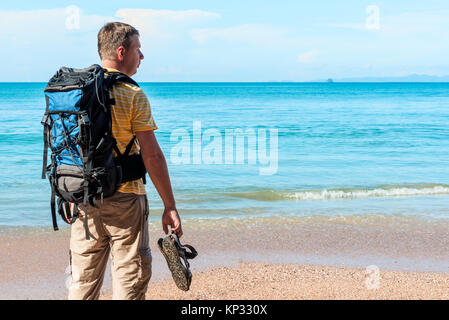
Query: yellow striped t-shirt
106 68 158 195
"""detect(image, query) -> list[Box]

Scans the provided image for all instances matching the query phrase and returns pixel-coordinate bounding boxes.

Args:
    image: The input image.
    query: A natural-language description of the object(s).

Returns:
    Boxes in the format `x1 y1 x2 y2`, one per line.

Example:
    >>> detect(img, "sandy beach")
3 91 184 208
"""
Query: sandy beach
142 262 449 300
1 216 449 300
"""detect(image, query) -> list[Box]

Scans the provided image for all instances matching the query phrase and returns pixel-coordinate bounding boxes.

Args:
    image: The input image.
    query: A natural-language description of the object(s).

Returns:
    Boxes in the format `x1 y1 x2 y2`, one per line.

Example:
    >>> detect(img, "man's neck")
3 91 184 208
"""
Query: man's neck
101 60 124 74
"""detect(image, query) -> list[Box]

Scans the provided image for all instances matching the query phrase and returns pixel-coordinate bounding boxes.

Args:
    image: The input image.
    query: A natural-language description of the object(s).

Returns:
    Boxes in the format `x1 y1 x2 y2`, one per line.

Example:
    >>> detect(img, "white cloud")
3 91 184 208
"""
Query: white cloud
2 6 448 81
0 7 222 80
380 11 449 35
326 23 367 31
117 8 220 22
0 7 113 72
0 7 220 43
116 8 220 40
326 10 449 34
0 7 222 72
0 7 114 42
297 50 318 64
190 24 290 46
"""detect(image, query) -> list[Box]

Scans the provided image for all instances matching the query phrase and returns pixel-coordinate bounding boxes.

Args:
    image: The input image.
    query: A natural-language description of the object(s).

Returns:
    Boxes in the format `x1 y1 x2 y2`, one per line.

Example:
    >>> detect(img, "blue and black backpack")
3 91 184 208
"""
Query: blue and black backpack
41 64 147 239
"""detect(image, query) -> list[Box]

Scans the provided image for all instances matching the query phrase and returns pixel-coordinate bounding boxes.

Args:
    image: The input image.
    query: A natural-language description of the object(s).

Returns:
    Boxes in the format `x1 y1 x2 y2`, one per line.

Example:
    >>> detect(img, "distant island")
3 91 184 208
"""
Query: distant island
266 74 449 83
317 74 449 83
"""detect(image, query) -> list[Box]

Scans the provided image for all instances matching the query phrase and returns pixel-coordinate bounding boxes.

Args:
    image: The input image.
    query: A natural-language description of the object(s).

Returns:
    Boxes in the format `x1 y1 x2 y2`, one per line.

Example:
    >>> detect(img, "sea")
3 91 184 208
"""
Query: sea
1 82 449 228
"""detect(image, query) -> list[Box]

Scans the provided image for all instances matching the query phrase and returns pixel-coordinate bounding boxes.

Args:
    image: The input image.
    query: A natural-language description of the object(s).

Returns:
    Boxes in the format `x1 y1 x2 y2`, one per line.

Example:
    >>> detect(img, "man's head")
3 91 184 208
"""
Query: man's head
98 22 144 77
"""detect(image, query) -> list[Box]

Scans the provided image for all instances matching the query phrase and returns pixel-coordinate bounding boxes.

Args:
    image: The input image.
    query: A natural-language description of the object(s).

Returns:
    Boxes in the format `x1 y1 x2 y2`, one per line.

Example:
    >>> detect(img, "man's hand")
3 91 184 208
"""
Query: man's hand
162 208 183 238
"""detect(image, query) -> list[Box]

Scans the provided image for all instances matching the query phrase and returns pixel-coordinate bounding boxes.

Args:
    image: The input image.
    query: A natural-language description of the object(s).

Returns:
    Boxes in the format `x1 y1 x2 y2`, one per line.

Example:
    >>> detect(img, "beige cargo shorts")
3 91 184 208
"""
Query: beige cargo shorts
68 192 152 300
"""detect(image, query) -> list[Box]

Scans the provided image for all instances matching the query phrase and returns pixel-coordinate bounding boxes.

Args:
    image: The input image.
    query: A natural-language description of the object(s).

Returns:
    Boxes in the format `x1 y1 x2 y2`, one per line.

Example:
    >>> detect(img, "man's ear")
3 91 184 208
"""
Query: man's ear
117 46 125 62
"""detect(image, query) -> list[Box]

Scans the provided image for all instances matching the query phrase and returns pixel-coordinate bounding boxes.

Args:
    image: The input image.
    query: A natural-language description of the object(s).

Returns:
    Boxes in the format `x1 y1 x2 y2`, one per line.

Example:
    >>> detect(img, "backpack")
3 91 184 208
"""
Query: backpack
41 64 147 239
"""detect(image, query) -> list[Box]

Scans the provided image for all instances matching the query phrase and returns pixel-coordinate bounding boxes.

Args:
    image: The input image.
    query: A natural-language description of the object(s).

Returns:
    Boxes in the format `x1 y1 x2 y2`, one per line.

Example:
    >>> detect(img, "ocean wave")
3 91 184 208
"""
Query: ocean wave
227 184 449 201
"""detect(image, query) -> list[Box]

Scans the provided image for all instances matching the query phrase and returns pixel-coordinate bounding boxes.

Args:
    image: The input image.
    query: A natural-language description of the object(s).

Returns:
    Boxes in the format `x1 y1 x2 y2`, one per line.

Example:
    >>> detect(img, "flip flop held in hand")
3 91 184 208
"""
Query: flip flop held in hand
158 232 198 291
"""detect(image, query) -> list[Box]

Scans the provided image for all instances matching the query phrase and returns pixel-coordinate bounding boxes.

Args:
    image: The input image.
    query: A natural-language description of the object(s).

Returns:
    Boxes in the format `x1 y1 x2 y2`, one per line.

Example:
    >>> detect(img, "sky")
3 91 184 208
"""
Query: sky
1 0 449 81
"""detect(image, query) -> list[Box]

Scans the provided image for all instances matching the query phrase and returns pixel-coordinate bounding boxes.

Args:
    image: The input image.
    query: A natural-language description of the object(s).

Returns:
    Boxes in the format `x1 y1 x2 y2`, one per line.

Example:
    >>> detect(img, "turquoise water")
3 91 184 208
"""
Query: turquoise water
1 82 449 226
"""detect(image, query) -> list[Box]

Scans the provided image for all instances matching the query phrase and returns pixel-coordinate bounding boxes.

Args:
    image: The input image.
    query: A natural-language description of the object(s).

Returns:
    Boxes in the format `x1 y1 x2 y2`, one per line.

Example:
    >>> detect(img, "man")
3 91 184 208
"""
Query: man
68 22 182 300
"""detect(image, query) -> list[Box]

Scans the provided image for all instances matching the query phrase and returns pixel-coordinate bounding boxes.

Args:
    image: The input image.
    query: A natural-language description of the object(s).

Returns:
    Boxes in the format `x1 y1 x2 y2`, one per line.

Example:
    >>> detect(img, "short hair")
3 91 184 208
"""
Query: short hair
97 22 140 60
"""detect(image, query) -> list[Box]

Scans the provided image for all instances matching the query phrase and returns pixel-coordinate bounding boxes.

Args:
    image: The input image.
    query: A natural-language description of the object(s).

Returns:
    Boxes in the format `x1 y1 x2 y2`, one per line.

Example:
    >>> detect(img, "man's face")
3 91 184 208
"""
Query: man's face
121 34 144 77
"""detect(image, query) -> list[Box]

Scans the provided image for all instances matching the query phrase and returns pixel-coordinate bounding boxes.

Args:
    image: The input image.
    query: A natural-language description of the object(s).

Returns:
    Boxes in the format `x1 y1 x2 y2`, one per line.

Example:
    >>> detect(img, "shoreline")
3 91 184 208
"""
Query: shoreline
1 217 449 299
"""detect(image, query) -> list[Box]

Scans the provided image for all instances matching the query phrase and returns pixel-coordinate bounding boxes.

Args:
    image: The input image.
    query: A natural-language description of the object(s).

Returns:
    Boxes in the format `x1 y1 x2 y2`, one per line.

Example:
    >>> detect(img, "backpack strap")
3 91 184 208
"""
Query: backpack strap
83 206 90 240
49 170 59 231
103 71 140 89
41 96 51 179
112 136 147 185
113 135 137 158
51 188 58 231
112 137 134 158
41 119 49 179
123 136 146 184
102 69 140 158
124 136 137 157
101 70 139 111
104 71 146 185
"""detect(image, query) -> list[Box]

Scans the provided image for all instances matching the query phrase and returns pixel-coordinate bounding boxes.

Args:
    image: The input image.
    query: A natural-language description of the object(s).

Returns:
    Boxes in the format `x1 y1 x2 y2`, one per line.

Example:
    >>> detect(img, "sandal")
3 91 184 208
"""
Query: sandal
158 232 198 291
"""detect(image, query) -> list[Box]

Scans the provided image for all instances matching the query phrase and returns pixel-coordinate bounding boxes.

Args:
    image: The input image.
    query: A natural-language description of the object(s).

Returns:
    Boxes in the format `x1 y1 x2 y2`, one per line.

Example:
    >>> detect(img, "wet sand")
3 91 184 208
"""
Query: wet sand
1 216 449 299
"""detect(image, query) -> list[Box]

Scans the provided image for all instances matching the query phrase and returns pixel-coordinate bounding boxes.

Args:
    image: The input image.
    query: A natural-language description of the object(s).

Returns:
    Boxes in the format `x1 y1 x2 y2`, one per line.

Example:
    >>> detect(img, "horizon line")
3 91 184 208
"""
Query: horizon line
2 81 449 84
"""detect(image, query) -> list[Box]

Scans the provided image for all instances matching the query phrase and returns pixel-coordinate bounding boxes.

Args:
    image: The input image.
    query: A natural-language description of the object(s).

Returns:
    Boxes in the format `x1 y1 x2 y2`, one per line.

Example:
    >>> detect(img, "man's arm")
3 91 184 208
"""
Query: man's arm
136 130 183 237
